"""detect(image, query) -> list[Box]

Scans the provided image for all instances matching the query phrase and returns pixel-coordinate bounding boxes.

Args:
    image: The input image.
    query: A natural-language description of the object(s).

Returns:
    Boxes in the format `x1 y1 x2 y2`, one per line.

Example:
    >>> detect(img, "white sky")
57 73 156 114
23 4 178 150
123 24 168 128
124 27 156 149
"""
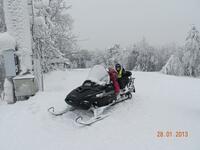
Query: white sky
68 0 200 50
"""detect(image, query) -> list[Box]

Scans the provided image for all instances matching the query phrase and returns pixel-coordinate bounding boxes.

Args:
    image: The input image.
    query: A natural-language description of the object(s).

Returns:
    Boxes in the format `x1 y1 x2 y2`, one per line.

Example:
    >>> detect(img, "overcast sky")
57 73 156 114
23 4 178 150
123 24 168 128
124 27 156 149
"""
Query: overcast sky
68 0 200 50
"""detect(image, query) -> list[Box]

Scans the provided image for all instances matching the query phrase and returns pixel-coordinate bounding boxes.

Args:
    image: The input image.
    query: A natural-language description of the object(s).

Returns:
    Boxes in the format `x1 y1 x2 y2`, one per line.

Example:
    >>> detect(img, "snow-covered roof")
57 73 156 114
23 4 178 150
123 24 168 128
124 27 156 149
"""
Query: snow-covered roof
0 32 16 53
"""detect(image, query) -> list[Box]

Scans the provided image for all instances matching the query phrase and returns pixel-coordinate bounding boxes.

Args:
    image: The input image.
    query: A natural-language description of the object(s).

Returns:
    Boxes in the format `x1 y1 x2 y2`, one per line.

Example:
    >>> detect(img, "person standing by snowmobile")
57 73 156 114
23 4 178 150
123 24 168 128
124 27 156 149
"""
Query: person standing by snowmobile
115 63 132 90
108 67 120 95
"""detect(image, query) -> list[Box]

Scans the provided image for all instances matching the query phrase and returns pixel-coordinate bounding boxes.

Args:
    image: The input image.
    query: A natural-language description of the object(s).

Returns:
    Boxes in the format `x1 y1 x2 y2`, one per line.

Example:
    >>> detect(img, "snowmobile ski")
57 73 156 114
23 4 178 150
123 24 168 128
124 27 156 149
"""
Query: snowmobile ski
48 106 76 116
75 114 109 126
75 93 132 126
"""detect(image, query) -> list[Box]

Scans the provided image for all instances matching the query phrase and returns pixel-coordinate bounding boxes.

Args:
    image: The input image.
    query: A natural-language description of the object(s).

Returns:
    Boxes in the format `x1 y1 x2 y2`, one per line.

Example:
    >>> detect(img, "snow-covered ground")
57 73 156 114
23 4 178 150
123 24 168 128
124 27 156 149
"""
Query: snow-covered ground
0 69 200 150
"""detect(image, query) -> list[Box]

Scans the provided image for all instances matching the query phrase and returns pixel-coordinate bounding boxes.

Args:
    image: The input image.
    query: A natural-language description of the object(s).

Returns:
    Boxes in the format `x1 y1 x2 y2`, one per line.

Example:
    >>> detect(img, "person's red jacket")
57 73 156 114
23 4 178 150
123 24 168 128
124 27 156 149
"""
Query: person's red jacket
108 68 120 94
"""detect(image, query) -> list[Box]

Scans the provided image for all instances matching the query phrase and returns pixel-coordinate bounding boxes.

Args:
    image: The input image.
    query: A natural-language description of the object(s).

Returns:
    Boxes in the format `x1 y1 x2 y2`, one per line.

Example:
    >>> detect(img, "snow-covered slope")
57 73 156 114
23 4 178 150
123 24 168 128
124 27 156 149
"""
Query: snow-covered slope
0 69 200 150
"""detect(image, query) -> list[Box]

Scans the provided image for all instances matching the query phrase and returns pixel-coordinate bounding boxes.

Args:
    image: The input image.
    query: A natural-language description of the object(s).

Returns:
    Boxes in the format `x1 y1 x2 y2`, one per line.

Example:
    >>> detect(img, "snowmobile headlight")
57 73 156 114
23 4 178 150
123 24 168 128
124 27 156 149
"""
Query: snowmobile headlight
96 93 104 98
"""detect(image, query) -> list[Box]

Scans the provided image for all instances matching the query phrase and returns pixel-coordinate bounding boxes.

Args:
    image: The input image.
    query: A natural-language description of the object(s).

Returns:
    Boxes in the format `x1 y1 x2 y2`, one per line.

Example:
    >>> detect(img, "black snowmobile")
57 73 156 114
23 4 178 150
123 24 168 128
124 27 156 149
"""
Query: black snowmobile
48 65 135 125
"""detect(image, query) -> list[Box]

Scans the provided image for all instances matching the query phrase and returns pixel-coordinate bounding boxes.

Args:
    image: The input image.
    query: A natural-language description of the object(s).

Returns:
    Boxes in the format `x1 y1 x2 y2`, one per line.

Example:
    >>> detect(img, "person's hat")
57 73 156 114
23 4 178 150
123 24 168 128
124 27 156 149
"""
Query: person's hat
115 63 121 71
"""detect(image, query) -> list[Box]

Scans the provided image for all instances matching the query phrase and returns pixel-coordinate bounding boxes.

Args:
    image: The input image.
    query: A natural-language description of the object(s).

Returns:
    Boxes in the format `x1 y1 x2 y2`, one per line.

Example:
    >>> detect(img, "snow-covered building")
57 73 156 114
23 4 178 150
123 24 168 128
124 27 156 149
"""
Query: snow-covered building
0 32 17 77
3 0 32 73
0 32 17 103
2 0 49 92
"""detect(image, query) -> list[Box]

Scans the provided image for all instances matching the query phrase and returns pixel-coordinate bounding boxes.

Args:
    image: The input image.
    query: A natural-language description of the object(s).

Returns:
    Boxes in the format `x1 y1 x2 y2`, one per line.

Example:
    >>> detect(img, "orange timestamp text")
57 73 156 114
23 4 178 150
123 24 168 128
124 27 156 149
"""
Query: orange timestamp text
156 131 189 138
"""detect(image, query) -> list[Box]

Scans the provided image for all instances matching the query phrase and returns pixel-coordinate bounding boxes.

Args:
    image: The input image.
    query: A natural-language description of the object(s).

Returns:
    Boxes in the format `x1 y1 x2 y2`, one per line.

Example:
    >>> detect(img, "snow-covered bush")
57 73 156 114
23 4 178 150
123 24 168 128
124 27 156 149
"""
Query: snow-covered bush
161 55 184 76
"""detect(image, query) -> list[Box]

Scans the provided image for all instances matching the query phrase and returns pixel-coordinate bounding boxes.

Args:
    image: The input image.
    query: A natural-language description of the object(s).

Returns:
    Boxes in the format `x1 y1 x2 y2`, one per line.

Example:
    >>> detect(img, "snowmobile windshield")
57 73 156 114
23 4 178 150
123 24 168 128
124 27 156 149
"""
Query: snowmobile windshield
86 65 110 85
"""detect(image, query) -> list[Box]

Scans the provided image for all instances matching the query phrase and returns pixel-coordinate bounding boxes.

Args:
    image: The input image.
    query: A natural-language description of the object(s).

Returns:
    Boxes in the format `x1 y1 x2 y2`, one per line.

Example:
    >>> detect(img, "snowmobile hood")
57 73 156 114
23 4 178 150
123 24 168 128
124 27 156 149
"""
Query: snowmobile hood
86 65 110 86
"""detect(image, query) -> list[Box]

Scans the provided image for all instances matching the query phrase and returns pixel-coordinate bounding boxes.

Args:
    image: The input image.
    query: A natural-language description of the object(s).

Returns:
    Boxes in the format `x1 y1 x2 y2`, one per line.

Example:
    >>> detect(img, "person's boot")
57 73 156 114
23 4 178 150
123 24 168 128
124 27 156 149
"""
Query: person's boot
116 93 121 101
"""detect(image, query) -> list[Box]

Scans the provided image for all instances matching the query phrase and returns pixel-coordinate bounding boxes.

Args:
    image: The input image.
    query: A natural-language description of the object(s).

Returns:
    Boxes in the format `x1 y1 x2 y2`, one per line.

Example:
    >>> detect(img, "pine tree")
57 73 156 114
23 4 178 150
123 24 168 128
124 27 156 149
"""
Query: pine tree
182 25 200 77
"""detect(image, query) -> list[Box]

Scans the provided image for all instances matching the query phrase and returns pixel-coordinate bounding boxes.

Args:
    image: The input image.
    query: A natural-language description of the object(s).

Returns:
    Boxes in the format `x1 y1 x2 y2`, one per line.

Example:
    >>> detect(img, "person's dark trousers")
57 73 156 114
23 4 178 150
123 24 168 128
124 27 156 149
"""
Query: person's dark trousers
118 77 129 89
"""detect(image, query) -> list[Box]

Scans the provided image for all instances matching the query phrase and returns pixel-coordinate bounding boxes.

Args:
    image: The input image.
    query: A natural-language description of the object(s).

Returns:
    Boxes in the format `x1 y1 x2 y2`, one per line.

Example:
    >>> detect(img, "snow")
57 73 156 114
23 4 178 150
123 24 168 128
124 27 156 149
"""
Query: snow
13 74 35 80
3 78 14 104
0 69 200 150
0 32 16 52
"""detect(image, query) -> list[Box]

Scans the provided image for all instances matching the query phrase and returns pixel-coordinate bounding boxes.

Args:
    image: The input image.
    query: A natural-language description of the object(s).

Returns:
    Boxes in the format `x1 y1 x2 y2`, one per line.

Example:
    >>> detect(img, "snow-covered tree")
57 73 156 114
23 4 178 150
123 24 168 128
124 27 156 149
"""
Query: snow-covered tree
182 25 200 77
70 49 92 68
33 16 64 72
90 50 107 67
48 0 77 57
32 0 77 72
125 39 181 72
156 43 180 71
126 45 139 70
133 38 159 71
161 55 184 76
105 44 122 67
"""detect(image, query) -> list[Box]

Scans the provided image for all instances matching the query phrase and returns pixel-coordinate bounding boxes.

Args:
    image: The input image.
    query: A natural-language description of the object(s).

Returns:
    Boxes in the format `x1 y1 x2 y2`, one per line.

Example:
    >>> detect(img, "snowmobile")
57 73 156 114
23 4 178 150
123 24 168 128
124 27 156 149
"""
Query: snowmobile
48 65 135 125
